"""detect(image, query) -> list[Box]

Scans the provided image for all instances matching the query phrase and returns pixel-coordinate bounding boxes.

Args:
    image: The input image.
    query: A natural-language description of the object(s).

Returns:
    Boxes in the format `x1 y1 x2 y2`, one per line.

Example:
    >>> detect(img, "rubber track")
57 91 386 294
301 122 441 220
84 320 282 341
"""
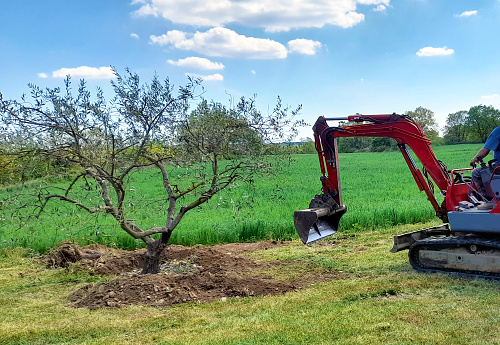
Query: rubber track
409 236 500 280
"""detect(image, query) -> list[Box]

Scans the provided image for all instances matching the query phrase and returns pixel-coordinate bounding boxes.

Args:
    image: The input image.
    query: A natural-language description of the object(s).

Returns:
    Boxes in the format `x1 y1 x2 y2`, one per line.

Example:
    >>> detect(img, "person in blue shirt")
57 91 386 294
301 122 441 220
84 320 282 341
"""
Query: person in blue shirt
470 126 500 208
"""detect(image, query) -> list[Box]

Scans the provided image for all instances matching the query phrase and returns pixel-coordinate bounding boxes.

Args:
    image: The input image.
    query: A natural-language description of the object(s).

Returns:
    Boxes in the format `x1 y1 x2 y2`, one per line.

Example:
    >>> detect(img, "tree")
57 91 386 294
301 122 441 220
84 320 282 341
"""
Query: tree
337 136 373 153
370 137 397 152
443 110 468 144
0 68 302 274
466 105 500 142
405 107 439 138
297 137 316 154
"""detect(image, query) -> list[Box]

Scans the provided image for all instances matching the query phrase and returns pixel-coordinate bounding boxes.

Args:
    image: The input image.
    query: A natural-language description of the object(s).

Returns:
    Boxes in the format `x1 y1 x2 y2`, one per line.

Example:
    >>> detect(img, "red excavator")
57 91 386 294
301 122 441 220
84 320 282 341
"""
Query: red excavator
294 114 500 279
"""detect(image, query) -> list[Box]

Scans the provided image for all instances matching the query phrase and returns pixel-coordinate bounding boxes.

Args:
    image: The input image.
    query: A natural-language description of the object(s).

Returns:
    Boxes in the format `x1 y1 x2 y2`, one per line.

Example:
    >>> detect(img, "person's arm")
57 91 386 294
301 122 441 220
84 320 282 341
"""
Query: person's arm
470 147 491 165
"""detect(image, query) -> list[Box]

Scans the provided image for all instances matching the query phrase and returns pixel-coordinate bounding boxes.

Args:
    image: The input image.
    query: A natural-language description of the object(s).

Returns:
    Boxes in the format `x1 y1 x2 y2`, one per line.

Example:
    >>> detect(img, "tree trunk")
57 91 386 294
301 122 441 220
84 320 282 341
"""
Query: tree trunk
142 240 166 274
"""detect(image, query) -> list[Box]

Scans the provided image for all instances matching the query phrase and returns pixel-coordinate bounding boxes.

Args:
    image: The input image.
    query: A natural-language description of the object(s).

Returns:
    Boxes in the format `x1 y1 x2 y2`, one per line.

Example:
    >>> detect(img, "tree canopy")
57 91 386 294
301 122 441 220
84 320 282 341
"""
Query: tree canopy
443 105 500 144
405 106 439 141
0 68 302 273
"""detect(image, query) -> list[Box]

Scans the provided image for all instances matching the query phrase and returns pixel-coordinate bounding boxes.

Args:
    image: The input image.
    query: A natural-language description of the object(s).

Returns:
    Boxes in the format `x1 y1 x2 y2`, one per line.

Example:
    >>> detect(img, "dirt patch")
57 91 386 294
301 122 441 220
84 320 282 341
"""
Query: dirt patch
43 242 146 278
50 241 344 309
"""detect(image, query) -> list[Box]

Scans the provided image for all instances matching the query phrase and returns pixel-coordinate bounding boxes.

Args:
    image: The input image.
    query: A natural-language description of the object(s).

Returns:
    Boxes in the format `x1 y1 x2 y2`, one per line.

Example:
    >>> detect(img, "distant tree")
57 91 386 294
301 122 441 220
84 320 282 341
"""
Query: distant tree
370 137 397 152
443 110 468 144
0 132 71 185
297 137 316 154
405 106 438 134
335 120 373 153
0 68 302 274
337 137 372 153
466 105 500 142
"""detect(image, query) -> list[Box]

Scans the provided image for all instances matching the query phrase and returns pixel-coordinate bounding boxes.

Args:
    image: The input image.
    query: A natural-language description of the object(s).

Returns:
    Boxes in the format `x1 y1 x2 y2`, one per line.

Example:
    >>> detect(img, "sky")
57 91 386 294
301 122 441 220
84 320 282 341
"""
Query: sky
1 0 500 139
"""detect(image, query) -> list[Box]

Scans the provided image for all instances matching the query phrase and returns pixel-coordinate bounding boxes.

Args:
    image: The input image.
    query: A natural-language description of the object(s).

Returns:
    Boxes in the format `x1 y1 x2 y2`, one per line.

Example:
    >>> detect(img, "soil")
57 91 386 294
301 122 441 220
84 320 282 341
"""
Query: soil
45 241 344 309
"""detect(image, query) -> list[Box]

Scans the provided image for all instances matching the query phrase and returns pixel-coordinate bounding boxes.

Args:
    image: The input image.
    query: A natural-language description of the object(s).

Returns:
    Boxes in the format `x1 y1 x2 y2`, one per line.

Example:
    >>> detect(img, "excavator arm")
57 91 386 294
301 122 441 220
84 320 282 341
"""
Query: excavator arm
294 114 500 279
294 114 452 244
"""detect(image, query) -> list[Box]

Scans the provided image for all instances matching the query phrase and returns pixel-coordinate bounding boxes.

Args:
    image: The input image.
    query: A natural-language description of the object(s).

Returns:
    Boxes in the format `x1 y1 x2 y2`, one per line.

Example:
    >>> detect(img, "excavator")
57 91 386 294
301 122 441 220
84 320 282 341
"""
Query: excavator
294 114 500 279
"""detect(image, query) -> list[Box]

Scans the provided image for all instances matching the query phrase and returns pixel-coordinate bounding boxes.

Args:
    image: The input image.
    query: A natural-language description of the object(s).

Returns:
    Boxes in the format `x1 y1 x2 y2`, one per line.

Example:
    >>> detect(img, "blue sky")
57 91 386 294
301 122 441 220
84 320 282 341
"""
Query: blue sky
1 0 500 139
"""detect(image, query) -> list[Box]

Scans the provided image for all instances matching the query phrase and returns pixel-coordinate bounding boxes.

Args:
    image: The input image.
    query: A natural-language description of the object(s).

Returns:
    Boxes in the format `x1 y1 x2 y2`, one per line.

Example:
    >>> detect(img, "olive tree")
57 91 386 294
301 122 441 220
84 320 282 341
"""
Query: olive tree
0 68 302 274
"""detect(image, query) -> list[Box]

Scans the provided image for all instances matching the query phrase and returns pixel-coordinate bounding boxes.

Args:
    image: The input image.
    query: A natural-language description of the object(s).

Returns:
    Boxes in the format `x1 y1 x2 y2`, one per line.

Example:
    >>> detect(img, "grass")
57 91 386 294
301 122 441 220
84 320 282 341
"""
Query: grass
0 143 483 253
1 222 499 345
1 143 497 344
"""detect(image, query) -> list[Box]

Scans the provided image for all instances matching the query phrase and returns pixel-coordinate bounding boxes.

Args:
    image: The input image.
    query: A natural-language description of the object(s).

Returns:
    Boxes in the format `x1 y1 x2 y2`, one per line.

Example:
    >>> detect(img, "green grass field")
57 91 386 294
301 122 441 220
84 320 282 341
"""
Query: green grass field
1 222 499 345
1 143 500 345
0 143 483 253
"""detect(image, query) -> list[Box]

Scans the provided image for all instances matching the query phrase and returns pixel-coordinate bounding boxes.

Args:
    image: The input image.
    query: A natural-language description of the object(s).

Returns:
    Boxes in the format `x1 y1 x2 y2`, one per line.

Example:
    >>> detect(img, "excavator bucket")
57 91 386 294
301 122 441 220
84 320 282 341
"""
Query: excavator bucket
294 205 347 244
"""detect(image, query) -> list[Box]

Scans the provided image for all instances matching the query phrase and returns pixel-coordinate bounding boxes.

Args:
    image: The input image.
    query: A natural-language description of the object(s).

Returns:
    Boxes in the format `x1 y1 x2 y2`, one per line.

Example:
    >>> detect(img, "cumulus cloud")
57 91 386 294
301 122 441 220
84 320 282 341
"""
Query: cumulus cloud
151 27 288 59
37 73 48 79
51 66 115 79
416 46 454 57
458 10 477 17
288 39 322 55
481 94 500 108
130 33 140 39
373 4 387 11
133 0 390 32
167 57 224 70
186 73 224 81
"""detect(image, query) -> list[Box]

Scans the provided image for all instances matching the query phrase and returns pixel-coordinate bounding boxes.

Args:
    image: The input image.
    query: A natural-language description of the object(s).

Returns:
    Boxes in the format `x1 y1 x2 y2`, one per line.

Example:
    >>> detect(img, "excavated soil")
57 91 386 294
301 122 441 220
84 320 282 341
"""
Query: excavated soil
45 241 344 309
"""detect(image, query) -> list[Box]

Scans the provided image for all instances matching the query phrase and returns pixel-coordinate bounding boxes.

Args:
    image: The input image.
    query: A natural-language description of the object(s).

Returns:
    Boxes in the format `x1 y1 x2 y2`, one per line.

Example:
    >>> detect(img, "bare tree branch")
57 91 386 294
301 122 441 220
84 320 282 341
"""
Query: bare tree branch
0 69 301 274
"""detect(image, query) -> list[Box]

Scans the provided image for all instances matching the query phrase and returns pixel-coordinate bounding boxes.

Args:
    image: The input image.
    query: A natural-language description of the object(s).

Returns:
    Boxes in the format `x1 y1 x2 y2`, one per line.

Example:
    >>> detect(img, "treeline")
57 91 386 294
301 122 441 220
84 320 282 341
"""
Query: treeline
2 104 499 185
443 105 500 144
289 105 500 154
284 136 401 154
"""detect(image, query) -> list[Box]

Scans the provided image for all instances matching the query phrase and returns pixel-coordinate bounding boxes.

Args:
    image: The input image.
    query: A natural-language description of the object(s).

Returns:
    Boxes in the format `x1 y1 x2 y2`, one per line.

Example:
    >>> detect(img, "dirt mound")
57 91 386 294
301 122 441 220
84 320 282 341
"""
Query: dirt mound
43 242 142 275
55 241 341 309
68 271 298 309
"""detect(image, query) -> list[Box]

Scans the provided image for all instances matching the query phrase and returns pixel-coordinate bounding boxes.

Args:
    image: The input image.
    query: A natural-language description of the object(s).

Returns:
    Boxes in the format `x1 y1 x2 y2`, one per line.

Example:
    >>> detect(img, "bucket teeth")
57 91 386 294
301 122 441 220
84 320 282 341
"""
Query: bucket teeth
294 205 347 244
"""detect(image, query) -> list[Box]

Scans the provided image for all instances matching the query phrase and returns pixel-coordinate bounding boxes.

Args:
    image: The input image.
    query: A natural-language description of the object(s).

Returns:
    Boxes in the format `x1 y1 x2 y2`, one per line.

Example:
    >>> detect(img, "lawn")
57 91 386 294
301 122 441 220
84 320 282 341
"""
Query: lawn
1 221 499 345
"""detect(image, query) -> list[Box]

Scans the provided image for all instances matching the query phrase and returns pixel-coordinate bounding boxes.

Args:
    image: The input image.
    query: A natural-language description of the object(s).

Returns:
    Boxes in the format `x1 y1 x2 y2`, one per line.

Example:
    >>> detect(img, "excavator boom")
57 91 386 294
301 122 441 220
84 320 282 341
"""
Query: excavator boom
294 114 450 244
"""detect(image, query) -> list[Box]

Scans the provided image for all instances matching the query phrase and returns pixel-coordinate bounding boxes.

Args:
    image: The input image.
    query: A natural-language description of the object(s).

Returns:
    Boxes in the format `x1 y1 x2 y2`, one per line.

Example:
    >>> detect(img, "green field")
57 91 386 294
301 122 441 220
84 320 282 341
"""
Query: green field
2 143 500 345
0 144 482 253
1 222 499 345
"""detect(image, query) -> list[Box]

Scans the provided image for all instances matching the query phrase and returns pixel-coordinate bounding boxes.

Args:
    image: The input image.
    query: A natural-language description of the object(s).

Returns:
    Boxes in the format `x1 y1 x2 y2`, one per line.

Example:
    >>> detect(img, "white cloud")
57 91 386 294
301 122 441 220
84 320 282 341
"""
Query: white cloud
186 73 224 81
458 10 477 17
481 94 500 108
167 57 224 70
133 0 390 32
373 4 387 11
151 27 288 59
37 73 48 79
130 33 140 39
416 46 454 57
52 66 115 79
288 39 322 55
251 70 256 75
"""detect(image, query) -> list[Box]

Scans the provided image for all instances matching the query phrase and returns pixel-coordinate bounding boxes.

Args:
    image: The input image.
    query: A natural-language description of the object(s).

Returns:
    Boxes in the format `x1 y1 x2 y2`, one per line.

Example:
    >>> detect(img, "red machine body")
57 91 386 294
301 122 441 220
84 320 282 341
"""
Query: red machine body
294 114 500 278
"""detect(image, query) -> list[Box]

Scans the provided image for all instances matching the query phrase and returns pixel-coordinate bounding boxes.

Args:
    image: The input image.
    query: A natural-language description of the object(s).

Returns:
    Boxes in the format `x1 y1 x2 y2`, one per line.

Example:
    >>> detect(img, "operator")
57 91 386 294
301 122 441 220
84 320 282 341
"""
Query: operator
470 125 500 208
